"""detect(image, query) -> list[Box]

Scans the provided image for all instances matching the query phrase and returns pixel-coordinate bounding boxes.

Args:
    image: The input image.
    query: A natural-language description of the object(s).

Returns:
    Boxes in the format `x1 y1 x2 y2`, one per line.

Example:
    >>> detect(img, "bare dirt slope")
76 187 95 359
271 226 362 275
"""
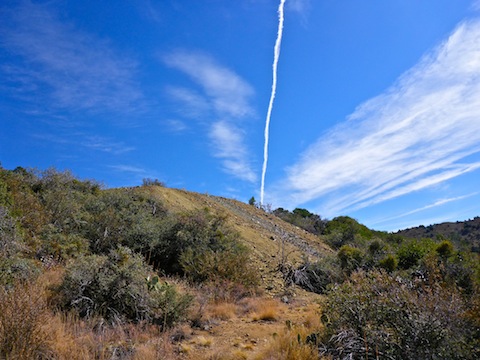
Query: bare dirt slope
150 187 333 294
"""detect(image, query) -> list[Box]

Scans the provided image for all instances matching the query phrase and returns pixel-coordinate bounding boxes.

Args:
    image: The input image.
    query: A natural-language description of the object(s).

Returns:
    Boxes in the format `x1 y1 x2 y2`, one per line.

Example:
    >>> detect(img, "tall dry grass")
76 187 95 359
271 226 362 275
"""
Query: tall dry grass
0 281 55 359
254 325 321 360
0 280 91 359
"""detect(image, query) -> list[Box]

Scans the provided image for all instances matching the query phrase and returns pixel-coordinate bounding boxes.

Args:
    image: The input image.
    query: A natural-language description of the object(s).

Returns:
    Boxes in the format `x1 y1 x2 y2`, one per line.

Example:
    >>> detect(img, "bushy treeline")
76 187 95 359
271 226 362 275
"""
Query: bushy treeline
276 212 480 359
0 166 258 329
273 207 327 235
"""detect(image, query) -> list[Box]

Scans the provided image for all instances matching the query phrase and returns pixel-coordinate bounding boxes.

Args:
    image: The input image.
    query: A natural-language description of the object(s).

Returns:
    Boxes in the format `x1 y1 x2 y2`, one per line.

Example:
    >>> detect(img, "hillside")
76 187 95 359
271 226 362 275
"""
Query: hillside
149 186 332 293
1 166 479 359
397 216 480 253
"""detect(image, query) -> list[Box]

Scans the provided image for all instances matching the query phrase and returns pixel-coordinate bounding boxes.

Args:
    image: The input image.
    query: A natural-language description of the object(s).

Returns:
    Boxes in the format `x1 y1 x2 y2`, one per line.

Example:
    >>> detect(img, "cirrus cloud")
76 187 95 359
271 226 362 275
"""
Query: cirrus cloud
163 50 257 182
271 19 480 217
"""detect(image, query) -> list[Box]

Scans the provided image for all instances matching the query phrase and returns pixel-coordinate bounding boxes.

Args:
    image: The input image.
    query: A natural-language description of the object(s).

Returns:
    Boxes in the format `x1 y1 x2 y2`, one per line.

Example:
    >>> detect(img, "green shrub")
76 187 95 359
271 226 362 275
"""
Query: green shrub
178 209 259 288
378 254 398 272
39 224 89 261
321 270 477 359
180 242 258 288
396 239 433 269
273 207 326 235
337 245 364 275
83 189 166 256
153 280 193 329
436 239 454 258
0 206 23 258
0 257 40 286
56 246 191 326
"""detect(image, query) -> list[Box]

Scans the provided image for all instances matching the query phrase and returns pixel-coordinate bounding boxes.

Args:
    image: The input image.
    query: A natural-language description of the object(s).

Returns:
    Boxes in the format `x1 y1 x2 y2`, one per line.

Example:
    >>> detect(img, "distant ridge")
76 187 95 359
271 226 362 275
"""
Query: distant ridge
396 217 480 253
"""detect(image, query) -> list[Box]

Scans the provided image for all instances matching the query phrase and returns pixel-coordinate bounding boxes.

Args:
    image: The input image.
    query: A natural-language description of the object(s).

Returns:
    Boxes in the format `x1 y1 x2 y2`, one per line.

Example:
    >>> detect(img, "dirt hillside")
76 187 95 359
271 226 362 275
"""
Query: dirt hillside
150 187 333 295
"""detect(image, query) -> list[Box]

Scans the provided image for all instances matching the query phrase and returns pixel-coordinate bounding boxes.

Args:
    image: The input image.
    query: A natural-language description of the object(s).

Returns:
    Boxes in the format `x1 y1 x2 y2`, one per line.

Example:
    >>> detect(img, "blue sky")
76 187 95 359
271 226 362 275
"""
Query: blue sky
1 0 480 231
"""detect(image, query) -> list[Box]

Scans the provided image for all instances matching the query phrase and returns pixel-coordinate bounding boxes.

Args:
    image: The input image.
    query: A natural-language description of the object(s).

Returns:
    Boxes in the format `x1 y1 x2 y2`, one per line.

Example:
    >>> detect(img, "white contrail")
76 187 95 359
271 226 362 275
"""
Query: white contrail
260 0 286 205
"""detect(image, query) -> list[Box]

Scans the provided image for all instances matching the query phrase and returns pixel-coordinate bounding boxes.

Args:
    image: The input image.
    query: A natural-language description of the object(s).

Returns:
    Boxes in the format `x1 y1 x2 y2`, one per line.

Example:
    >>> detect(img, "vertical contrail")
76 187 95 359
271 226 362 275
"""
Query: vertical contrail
260 0 286 206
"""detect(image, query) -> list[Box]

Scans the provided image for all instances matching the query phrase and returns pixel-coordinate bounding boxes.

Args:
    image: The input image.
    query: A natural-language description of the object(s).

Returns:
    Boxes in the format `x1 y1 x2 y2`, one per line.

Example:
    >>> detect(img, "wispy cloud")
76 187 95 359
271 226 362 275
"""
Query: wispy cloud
472 0 480 12
31 131 135 156
164 119 189 133
82 136 135 155
165 86 210 119
109 165 146 174
287 0 311 16
371 192 480 228
0 2 142 113
273 19 480 216
163 50 257 182
210 121 256 182
164 50 254 118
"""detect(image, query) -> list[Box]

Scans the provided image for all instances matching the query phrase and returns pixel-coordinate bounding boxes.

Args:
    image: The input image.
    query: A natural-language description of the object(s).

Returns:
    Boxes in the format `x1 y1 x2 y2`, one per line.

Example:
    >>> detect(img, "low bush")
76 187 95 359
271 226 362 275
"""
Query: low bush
56 246 192 326
172 209 259 288
294 256 342 294
320 270 477 359
396 238 434 269
0 257 40 286
337 245 364 275
378 254 398 272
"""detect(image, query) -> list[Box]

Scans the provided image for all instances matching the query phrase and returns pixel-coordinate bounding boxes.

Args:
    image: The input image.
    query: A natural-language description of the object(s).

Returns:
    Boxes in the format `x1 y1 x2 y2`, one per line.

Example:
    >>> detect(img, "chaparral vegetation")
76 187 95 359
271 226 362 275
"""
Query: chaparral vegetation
1 164 478 359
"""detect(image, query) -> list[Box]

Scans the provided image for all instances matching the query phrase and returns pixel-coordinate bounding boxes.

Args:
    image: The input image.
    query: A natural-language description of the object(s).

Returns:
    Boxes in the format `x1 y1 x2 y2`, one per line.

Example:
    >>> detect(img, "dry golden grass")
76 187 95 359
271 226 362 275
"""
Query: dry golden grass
254 325 320 360
206 301 238 320
249 298 283 322
0 280 91 360
200 348 249 360
195 335 214 347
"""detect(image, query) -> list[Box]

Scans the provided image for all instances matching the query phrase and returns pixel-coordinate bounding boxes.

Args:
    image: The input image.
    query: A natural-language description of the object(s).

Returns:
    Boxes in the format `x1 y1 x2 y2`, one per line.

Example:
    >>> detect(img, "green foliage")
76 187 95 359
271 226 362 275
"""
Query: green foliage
292 208 313 218
0 205 40 286
367 238 384 255
180 241 258 288
378 254 398 272
436 239 454 258
321 270 478 359
0 206 22 258
145 274 193 329
337 245 364 275
57 246 191 325
83 189 166 256
177 209 259 288
39 224 89 261
273 207 326 235
248 196 256 206
0 257 40 286
0 168 48 239
152 281 193 329
0 178 12 208
397 239 434 269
